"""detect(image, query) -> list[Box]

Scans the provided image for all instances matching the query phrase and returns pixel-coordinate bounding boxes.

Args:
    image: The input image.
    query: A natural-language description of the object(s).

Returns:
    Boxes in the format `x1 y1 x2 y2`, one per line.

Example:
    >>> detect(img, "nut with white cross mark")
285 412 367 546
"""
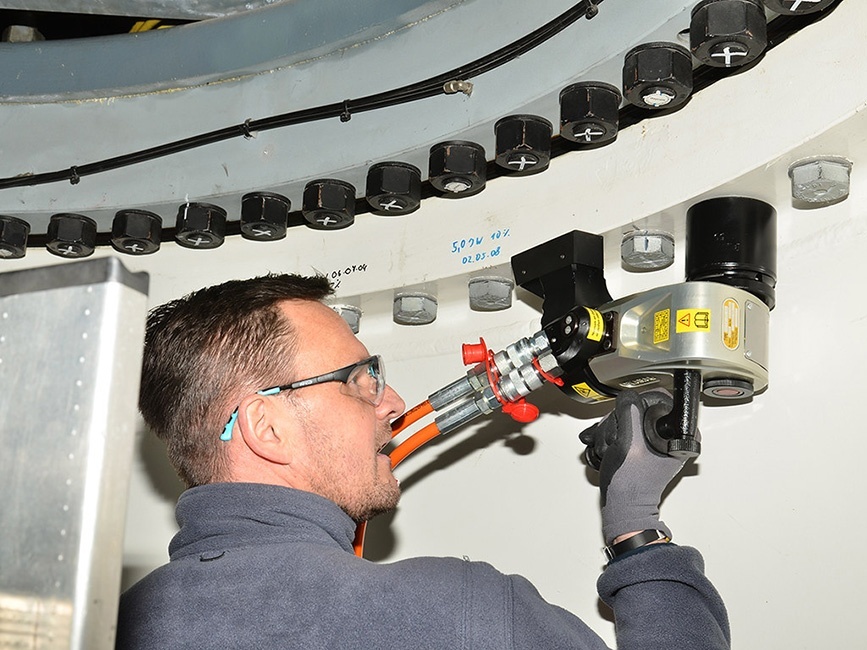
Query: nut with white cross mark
240 192 290 241
494 115 552 176
366 162 422 216
559 81 621 146
47 213 97 259
303 179 356 230
111 209 162 255
175 202 227 249
690 0 768 69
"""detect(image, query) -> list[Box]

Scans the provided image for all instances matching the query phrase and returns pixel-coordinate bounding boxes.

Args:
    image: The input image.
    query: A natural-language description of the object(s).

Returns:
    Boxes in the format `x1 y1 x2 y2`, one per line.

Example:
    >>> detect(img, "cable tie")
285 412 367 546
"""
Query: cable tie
241 118 256 139
340 100 352 123
586 1 599 19
443 80 473 96
69 166 81 185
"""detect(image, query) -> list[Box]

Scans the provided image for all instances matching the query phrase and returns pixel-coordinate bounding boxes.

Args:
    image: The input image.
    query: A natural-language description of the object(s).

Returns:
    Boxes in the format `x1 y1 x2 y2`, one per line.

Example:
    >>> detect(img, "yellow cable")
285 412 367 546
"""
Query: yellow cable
130 19 162 33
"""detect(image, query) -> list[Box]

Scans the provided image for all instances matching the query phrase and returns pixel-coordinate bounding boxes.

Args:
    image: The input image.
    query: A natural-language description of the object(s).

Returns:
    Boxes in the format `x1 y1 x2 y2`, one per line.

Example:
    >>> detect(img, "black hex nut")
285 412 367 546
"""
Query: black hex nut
366 162 422 216
691 0 767 68
559 82 622 145
46 213 97 258
111 209 162 255
0 215 30 259
494 115 552 176
240 192 290 241
763 0 836 15
429 141 486 197
303 179 356 230
623 42 693 110
175 202 227 249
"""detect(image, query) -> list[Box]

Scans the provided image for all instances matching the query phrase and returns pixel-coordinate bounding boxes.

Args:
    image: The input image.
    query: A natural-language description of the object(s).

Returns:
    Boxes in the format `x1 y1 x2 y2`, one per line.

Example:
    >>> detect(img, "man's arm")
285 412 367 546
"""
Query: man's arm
580 390 731 649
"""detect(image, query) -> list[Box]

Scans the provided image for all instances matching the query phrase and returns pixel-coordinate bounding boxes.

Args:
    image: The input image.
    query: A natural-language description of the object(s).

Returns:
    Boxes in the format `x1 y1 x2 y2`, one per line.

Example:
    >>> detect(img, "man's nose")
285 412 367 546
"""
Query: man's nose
378 384 406 421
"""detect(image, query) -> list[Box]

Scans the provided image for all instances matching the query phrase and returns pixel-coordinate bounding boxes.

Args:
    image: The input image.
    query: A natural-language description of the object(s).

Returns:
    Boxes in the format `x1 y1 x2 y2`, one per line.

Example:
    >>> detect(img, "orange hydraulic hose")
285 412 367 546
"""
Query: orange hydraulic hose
387 421 441 467
390 400 433 437
352 523 367 555
353 418 442 556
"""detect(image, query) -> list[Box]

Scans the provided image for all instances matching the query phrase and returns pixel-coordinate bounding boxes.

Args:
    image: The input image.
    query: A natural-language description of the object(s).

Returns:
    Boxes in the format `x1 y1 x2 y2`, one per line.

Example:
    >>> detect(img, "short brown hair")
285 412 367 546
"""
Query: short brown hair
139 273 332 487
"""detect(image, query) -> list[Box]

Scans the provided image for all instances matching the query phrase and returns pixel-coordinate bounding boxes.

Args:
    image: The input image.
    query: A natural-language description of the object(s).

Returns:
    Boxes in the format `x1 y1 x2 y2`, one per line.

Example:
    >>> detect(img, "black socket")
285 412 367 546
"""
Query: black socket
623 42 693 110
112 209 162 255
303 179 356 230
175 202 227 249
559 81 621 145
690 0 767 68
494 115 552 175
429 141 487 197
686 196 777 309
47 213 97 258
366 162 422 215
0 215 30 259
240 192 290 240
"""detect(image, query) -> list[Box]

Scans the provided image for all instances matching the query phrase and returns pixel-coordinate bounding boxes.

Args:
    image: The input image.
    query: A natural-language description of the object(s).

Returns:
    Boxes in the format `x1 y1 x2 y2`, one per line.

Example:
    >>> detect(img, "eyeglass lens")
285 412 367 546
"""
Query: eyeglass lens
341 357 385 405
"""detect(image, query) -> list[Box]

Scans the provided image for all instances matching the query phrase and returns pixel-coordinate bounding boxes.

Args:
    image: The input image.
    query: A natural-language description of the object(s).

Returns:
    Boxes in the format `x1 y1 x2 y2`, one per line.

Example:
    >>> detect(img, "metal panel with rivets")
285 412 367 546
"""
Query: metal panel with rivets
0 258 148 650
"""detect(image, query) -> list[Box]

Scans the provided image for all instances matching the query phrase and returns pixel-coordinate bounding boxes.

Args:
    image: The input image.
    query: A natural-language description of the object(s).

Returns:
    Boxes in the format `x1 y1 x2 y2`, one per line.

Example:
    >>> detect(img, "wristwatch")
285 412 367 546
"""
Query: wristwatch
604 529 670 561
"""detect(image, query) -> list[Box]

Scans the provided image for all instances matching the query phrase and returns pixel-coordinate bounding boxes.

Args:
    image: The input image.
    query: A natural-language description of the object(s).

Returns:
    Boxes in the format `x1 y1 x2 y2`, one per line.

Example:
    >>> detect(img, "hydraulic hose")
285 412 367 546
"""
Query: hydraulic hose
388 421 442 468
354 331 557 556
354 406 440 556
390 400 434 437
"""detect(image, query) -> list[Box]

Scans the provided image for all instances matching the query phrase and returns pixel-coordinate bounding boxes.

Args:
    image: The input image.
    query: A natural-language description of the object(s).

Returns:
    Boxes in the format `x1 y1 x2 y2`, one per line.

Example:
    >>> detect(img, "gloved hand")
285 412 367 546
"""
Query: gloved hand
578 389 695 546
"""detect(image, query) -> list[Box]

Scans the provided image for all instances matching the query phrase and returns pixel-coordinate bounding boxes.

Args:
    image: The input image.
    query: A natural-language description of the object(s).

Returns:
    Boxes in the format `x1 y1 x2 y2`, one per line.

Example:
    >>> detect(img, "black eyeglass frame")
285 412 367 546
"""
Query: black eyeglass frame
220 355 384 441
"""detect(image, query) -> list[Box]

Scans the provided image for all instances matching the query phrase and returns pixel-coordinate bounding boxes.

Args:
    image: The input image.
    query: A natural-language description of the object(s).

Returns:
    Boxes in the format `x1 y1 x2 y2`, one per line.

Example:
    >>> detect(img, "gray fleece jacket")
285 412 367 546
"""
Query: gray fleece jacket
117 482 730 649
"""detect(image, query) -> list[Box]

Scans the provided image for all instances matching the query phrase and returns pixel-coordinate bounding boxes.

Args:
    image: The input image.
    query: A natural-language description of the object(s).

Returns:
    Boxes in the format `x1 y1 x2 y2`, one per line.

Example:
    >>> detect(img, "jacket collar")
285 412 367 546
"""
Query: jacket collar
168 482 358 560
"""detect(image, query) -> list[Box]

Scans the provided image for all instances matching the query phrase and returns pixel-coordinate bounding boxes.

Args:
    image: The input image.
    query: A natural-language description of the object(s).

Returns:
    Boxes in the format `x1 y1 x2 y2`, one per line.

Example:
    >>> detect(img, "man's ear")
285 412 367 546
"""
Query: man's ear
235 393 294 464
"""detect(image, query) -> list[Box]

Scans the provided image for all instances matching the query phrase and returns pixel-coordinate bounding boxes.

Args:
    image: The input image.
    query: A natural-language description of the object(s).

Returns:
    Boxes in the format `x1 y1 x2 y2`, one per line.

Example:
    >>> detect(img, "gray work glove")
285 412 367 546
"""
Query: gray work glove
578 389 694 545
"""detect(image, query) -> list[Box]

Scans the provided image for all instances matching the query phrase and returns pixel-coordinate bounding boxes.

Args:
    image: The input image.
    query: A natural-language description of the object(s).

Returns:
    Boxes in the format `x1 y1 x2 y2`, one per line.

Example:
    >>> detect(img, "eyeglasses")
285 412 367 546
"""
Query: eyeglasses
220 355 385 441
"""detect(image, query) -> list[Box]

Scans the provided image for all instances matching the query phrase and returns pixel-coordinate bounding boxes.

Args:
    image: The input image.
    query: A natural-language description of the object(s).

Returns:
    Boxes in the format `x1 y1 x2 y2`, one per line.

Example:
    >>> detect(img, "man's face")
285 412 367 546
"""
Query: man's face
277 300 406 521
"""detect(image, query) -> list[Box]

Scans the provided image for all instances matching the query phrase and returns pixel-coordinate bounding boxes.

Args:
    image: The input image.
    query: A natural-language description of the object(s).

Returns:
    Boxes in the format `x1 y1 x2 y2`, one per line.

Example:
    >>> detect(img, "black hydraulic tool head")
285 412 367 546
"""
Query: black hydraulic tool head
511 230 616 402
510 230 613 326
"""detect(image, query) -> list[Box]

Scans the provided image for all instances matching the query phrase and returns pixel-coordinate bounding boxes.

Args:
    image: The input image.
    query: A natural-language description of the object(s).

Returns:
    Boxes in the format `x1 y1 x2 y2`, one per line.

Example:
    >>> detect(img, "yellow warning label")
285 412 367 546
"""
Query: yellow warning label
653 309 670 345
586 308 604 342
675 309 711 333
571 383 607 401
722 298 739 350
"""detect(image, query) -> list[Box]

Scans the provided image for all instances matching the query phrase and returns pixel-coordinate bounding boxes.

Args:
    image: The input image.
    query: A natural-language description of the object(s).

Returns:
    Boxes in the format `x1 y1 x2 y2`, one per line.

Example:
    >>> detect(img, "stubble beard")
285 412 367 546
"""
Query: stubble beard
320 455 401 523
304 420 401 523
344 425 401 522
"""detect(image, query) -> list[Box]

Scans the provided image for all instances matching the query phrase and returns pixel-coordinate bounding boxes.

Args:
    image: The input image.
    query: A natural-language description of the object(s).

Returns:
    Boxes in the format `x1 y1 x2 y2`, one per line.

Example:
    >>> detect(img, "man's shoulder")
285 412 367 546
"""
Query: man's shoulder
374 554 512 595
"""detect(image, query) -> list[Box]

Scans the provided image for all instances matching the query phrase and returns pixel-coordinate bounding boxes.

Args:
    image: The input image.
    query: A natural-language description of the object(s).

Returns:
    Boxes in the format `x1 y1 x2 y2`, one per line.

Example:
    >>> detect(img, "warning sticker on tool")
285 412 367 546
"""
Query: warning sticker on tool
722 298 739 350
571 383 607 401
653 309 670 345
676 309 711 333
586 308 604 342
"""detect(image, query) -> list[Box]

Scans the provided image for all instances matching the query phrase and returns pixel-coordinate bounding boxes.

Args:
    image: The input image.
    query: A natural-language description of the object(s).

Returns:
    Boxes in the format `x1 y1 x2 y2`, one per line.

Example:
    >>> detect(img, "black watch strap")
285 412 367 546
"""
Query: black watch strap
604 529 670 561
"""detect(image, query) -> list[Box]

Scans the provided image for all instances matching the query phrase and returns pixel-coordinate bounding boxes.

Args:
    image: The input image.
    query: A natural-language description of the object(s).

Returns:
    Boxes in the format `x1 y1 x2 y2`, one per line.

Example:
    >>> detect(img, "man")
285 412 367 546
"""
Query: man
117 273 730 649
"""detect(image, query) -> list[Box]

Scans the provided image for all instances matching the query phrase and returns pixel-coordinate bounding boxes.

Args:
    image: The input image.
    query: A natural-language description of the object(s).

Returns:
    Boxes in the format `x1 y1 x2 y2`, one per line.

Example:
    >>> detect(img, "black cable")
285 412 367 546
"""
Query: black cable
0 0 602 191
13 0 843 251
